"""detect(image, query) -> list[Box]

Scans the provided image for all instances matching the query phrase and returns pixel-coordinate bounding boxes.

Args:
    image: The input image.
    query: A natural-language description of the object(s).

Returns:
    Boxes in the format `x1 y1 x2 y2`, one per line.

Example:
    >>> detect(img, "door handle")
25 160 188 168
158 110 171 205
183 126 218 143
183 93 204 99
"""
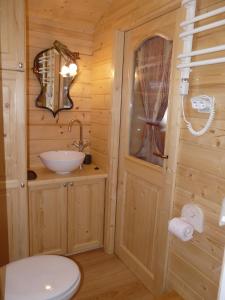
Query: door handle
153 152 168 159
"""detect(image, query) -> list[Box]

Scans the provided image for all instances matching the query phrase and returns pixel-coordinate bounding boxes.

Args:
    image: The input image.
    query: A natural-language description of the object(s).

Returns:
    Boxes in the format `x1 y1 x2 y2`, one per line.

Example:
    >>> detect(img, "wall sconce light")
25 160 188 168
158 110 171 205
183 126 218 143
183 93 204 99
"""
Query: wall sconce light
60 63 78 77
60 65 70 77
53 40 79 78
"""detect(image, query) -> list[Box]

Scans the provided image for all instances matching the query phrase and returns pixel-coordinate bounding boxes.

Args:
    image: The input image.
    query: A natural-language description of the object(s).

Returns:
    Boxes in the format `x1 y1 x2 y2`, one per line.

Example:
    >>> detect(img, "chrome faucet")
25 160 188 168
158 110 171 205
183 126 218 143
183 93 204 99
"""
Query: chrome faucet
68 119 89 152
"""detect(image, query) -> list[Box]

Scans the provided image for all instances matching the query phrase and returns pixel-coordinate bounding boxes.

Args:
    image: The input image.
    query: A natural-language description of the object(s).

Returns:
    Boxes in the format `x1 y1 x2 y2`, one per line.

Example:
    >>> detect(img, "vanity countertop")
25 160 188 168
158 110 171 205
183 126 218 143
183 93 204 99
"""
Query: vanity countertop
28 164 107 187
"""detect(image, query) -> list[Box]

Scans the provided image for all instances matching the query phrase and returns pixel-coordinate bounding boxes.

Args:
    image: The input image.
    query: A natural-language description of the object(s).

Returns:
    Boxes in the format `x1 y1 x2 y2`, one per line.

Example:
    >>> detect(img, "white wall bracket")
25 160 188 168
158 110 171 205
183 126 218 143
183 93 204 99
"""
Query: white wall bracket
181 203 204 233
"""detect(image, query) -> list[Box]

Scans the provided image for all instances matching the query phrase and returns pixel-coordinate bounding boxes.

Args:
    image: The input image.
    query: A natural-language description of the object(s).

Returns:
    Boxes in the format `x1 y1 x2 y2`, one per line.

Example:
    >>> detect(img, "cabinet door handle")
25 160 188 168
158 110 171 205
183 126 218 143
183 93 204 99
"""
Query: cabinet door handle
20 182 25 188
63 183 67 187
69 182 74 187
18 62 24 69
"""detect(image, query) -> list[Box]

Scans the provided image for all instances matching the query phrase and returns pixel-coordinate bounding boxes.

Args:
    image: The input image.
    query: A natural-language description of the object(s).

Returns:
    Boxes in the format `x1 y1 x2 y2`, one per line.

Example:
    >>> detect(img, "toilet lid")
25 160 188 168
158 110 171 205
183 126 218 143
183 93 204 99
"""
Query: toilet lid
5 255 81 300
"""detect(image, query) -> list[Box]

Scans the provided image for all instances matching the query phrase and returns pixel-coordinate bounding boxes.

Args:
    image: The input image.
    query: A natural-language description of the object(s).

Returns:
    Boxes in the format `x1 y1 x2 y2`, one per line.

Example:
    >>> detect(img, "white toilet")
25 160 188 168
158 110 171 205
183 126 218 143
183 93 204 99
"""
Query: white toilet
4 255 81 300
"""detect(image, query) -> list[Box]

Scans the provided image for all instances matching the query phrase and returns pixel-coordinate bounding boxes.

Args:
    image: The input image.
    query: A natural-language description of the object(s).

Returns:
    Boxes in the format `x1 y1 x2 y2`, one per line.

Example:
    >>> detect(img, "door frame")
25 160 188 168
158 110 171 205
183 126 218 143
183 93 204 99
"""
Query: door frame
103 30 125 254
104 7 183 292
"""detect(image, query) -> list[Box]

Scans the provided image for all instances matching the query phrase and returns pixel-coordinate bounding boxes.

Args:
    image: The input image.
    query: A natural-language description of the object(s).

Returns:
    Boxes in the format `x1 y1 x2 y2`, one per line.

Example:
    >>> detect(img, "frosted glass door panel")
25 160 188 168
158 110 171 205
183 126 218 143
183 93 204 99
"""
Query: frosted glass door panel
129 36 173 166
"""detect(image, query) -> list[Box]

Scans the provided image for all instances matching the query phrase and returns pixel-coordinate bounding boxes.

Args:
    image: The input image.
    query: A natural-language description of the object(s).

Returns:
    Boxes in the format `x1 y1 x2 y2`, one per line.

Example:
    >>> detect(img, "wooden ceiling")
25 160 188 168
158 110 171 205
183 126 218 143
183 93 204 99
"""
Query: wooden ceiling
27 0 112 25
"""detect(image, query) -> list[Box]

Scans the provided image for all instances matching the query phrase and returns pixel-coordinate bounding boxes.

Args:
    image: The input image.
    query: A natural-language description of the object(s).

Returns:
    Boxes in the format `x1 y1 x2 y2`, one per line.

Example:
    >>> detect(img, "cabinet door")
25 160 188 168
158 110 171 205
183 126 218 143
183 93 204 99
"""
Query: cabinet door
0 0 25 71
2 71 26 183
6 186 28 261
1 70 28 261
68 179 105 254
29 183 68 255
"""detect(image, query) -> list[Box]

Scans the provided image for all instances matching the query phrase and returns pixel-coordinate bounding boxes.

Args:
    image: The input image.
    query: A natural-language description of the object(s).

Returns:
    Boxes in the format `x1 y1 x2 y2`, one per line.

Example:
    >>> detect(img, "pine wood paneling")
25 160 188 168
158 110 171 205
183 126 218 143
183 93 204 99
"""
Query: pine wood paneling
91 0 181 257
27 0 111 167
24 0 225 298
27 0 112 26
92 0 225 299
170 254 218 299
26 3 96 168
168 1 225 299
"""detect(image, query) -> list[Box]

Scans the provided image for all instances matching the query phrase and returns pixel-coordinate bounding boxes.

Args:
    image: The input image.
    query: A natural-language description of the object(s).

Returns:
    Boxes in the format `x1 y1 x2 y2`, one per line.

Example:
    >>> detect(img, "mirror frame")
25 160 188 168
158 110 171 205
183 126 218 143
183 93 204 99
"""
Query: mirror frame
33 41 80 117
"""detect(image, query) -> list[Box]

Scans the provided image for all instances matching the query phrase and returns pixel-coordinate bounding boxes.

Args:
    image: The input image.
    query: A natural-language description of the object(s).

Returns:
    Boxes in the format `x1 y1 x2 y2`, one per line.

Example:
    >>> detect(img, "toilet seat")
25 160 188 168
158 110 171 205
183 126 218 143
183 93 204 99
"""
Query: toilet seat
5 255 81 300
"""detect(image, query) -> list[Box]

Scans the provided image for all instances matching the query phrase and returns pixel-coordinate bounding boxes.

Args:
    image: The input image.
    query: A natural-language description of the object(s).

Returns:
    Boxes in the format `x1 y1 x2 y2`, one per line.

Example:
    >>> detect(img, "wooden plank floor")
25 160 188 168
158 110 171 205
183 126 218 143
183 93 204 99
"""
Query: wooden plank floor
71 249 183 300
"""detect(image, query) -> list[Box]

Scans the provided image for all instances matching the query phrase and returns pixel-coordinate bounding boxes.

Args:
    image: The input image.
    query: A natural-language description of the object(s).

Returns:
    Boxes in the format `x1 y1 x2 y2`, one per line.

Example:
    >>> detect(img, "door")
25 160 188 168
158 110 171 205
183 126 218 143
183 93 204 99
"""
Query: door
29 183 67 255
67 179 105 254
115 10 180 295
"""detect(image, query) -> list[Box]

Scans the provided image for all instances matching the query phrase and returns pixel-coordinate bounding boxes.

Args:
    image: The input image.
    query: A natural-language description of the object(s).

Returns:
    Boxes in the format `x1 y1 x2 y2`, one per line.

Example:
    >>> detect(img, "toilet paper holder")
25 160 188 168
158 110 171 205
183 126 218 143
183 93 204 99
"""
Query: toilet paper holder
181 203 204 233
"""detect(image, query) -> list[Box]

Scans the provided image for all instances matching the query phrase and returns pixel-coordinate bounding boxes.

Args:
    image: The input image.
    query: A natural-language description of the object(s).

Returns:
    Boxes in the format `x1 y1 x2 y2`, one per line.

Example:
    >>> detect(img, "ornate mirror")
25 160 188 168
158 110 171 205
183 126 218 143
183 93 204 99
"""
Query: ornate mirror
33 40 80 117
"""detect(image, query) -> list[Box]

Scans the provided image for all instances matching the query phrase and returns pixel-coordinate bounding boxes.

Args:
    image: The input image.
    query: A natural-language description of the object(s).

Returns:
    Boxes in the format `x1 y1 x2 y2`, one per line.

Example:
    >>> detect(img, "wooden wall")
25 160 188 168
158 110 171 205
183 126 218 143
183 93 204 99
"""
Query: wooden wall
169 1 225 299
92 0 225 299
26 8 93 168
91 0 181 253
91 0 181 170
26 0 225 297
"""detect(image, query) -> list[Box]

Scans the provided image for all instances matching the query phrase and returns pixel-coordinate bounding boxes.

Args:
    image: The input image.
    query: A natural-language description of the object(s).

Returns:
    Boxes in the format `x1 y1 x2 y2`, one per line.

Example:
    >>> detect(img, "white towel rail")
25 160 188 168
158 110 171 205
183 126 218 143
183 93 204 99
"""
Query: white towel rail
180 19 225 38
178 57 225 69
182 0 195 5
178 44 225 59
179 0 196 79
178 1 225 78
181 6 225 27
179 0 220 137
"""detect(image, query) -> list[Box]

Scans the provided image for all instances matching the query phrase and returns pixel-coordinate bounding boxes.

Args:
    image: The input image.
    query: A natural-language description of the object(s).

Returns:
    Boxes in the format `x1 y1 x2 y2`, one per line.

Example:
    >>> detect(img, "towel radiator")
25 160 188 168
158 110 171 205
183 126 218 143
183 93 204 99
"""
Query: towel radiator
178 0 225 136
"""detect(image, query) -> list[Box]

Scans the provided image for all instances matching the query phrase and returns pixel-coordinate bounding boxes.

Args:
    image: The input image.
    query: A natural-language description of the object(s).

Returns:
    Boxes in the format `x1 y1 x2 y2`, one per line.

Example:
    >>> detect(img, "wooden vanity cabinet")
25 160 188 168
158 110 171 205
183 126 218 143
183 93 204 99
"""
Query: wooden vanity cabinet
28 178 105 256
29 183 68 256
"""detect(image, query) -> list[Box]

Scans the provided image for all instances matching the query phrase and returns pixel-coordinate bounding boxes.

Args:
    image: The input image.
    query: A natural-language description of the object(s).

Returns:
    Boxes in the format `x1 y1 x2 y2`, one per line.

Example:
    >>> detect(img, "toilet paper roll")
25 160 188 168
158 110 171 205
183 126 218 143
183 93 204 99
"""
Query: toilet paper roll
168 217 194 241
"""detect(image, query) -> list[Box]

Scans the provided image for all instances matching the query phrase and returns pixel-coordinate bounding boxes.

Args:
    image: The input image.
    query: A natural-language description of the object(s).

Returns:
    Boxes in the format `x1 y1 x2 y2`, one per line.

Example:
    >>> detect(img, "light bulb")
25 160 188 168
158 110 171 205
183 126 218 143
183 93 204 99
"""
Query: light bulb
60 65 70 77
69 63 78 76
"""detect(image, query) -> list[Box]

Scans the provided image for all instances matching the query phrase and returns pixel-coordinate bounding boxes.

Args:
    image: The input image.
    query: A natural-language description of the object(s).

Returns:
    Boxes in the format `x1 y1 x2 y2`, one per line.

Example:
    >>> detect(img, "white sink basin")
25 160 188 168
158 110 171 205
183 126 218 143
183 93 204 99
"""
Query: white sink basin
39 151 85 175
